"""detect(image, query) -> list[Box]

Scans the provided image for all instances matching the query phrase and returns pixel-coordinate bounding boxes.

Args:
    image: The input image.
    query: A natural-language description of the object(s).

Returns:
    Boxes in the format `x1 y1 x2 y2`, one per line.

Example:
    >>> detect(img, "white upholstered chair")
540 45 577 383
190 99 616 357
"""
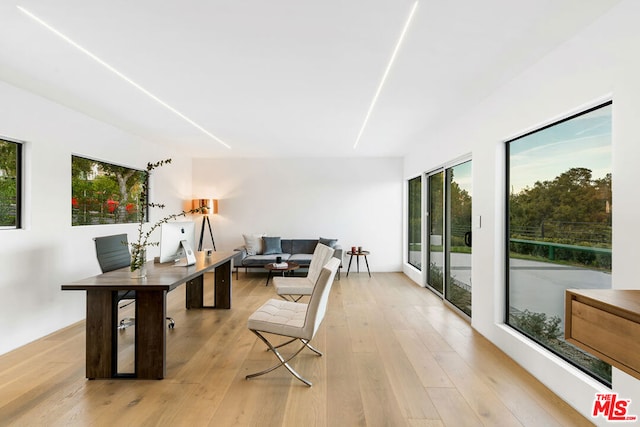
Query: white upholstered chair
246 257 340 386
272 243 334 301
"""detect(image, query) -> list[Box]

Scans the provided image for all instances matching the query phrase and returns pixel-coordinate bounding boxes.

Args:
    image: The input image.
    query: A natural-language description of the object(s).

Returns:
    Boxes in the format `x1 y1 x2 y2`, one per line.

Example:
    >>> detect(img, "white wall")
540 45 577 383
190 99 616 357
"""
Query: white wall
0 80 192 355
403 1 640 424
3 2 635 420
192 157 403 272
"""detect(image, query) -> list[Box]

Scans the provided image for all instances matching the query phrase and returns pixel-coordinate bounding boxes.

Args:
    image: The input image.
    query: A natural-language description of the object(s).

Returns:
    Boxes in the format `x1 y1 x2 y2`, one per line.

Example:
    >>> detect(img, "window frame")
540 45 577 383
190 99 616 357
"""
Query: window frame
0 137 23 230
505 100 613 386
407 175 422 270
71 155 148 227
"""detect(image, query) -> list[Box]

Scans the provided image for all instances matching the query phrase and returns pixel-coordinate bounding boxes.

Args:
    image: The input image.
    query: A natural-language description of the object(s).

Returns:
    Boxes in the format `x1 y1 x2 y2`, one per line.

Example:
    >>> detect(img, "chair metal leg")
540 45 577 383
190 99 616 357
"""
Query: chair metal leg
301 341 323 356
267 336 322 356
272 338 322 356
273 337 298 349
278 294 304 302
246 330 319 386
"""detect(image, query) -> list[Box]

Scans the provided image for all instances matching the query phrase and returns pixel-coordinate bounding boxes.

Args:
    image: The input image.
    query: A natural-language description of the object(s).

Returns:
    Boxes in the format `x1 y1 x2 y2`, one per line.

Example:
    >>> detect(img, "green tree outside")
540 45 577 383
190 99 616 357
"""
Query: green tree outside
71 156 146 226
509 167 612 269
0 140 18 227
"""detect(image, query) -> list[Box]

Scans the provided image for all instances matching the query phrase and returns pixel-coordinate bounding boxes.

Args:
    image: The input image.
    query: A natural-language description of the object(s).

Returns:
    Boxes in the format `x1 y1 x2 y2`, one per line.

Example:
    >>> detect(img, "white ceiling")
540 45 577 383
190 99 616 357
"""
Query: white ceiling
0 0 621 157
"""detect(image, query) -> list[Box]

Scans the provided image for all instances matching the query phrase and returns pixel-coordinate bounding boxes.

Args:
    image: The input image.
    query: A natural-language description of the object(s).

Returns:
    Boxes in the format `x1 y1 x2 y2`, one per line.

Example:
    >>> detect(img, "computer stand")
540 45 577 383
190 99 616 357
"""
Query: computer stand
180 240 197 266
198 216 216 252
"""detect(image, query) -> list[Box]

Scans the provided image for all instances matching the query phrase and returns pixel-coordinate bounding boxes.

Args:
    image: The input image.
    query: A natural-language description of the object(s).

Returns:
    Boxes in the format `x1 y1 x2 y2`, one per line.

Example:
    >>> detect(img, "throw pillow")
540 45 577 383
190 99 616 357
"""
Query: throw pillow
263 236 283 255
319 237 338 248
243 233 265 255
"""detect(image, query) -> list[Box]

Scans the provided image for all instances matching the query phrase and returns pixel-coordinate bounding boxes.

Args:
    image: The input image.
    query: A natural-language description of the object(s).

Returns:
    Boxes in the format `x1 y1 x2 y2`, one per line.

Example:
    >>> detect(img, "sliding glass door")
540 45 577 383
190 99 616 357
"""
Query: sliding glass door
427 172 444 294
445 161 472 316
426 160 472 316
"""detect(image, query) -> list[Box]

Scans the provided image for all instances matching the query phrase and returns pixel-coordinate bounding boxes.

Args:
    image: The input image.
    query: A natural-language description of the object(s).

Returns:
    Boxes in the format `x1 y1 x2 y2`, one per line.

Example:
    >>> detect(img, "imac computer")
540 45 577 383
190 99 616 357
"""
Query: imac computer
159 221 197 266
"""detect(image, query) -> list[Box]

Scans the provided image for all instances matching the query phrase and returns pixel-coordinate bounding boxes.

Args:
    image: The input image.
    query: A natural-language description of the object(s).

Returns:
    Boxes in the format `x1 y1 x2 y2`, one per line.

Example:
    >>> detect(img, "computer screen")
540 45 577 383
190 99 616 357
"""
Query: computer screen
159 221 196 265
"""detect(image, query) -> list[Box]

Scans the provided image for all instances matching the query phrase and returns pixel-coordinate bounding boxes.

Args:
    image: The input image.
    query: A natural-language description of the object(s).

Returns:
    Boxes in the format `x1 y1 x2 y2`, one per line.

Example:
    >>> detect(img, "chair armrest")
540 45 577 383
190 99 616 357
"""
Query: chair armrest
333 246 343 266
234 246 248 258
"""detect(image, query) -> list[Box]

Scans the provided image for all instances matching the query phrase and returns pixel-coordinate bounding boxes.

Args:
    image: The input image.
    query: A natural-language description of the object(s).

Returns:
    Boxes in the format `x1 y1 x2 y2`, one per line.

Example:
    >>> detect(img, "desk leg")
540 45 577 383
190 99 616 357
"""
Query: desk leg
346 255 354 277
135 290 167 379
185 260 232 309
185 274 204 309
356 255 360 273
215 260 231 309
85 290 115 379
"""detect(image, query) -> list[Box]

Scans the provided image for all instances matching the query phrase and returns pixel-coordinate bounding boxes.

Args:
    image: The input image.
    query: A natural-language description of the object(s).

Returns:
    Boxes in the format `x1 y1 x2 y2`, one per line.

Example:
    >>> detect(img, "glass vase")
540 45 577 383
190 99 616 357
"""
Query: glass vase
130 248 147 278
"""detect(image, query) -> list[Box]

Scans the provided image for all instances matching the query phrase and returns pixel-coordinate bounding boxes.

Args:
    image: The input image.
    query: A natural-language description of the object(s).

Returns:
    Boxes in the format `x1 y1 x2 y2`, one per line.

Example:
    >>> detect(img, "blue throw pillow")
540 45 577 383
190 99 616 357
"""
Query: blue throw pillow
319 237 338 248
263 236 283 255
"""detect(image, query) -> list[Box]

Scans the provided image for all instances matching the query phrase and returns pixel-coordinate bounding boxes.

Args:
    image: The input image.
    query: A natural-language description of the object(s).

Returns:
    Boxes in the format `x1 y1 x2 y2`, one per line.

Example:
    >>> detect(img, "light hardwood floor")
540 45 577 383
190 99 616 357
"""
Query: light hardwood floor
0 271 593 426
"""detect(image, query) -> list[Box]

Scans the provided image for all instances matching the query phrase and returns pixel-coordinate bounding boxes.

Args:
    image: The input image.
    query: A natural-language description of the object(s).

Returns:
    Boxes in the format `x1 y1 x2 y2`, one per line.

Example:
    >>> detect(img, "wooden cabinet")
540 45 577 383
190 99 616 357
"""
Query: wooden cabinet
565 289 640 380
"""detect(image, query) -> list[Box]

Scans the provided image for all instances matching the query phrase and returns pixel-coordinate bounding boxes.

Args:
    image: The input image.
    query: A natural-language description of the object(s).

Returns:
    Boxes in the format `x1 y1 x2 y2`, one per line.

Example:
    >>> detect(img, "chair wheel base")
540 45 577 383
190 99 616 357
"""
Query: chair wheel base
118 317 176 330
118 318 135 330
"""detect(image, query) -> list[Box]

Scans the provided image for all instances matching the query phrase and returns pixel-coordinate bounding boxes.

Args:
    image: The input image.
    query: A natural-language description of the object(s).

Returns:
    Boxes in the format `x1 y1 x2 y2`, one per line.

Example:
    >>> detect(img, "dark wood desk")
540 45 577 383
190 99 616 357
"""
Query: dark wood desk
61 251 236 380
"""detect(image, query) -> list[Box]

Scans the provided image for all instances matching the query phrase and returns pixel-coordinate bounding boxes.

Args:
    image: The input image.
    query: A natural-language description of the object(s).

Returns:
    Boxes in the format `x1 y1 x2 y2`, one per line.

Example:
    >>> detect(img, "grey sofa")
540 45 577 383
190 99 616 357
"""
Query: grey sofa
234 238 343 279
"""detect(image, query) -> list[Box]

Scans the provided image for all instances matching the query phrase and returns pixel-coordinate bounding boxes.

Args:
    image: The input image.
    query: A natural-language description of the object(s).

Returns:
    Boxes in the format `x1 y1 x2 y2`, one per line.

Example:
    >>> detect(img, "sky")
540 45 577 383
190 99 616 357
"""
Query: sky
451 160 472 194
509 103 612 194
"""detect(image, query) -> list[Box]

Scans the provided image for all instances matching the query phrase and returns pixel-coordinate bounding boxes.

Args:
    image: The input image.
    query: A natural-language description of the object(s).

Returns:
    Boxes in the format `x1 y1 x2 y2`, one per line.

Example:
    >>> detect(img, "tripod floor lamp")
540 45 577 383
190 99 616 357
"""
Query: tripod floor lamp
193 198 218 251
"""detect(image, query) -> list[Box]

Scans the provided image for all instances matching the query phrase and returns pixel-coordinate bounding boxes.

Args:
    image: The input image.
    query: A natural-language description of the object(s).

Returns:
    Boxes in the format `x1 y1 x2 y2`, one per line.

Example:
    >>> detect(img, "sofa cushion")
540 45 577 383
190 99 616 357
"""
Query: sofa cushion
290 239 319 255
242 254 291 267
288 253 313 266
280 239 293 254
263 236 283 255
319 237 338 249
243 233 265 255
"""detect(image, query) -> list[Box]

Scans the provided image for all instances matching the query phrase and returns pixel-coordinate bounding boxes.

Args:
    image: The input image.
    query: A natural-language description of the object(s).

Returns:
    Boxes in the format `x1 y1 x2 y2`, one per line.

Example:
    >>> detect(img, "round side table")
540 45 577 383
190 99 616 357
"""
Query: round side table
346 251 371 277
264 261 300 286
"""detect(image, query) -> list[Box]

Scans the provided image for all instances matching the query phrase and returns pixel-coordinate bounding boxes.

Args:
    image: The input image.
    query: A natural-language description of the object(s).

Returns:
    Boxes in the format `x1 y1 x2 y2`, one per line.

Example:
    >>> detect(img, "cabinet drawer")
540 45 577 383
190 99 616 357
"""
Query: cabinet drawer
566 289 640 380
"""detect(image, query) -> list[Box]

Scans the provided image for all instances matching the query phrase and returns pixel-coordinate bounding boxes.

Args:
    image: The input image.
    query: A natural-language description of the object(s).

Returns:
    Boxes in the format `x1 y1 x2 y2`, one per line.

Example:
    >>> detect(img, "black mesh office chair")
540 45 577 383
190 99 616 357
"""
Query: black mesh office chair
94 234 175 329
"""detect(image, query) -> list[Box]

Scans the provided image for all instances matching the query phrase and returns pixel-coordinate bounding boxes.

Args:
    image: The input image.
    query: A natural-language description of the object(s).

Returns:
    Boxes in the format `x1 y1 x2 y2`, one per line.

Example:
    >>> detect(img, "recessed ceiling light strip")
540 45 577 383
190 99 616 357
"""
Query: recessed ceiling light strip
353 1 419 149
17 6 231 149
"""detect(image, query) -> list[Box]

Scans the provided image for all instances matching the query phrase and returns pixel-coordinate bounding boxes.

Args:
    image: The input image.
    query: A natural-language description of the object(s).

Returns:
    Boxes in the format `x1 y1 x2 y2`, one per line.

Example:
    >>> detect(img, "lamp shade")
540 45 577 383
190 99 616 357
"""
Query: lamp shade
192 198 219 215
193 198 210 215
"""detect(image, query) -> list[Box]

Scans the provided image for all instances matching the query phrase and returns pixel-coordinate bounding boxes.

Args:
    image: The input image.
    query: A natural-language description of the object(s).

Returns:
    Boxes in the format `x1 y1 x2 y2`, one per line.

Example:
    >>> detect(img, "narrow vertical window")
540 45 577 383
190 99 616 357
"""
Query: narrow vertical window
408 176 422 270
507 101 612 385
0 139 21 229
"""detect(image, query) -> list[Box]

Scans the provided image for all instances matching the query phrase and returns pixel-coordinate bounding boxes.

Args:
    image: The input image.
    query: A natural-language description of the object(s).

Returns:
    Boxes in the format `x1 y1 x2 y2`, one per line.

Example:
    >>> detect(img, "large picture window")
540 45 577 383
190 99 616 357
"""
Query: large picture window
408 176 422 270
0 138 21 229
72 155 147 226
506 101 612 385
